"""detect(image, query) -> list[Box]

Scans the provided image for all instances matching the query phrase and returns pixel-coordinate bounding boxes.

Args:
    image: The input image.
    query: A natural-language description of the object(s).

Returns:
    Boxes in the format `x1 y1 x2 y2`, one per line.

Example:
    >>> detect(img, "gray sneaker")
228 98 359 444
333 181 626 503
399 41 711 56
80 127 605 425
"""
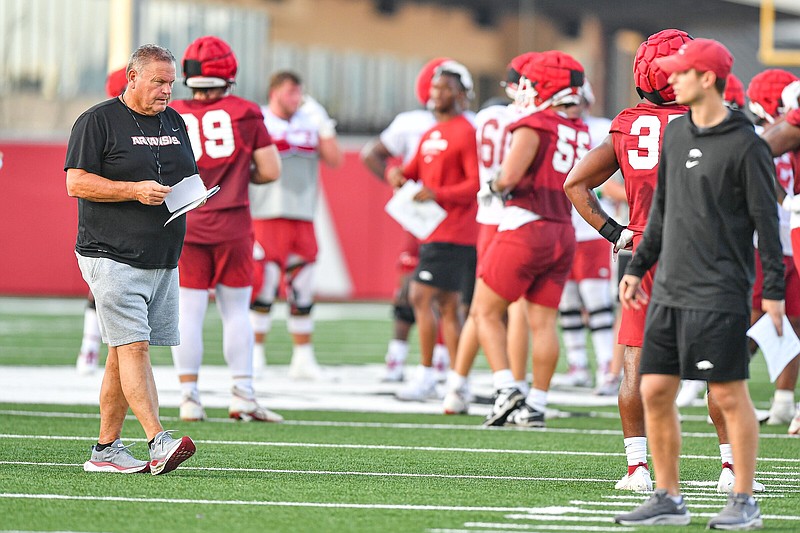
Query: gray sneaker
148 430 196 475
483 387 525 427
614 489 691 526
707 493 763 530
83 439 150 474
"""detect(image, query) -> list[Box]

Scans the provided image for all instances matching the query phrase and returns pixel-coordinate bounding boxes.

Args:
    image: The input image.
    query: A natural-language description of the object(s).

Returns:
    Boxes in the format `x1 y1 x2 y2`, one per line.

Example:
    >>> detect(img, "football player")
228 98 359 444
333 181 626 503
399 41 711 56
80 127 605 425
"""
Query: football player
249 70 344 381
360 57 455 383
474 50 588 428
440 53 537 414
566 29 766 493
170 35 283 422
747 69 800 430
387 61 480 402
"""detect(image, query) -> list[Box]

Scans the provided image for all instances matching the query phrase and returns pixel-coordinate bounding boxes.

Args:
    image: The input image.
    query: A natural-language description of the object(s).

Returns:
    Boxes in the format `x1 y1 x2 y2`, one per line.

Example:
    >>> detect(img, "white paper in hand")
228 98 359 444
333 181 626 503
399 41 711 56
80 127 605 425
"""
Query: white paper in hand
163 174 220 226
746 314 800 382
384 180 447 240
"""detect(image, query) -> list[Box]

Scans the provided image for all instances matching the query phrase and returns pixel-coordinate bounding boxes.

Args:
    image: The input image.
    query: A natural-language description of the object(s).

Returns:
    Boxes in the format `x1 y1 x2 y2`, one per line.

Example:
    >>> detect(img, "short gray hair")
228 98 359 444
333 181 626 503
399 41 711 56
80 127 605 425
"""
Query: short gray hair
127 44 175 75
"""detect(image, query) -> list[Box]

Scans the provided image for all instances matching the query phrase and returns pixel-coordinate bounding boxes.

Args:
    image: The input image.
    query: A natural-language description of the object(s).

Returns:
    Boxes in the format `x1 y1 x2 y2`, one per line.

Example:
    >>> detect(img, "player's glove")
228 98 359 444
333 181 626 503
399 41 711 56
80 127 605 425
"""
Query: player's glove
782 194 800 214
301 94 337 139
599 218 634 261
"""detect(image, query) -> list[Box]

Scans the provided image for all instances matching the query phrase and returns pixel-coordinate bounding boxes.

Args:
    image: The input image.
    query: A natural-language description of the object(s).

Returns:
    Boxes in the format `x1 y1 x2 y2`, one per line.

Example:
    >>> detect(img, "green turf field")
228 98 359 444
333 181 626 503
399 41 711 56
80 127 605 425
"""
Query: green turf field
0 298 798 532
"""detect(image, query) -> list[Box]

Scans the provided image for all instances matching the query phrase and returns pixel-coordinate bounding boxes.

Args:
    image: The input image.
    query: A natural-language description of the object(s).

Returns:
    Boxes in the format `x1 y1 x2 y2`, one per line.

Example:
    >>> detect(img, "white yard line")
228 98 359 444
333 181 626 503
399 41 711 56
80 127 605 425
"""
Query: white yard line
1 408 797 440
1 432 799 462
462 523 635 532
0 493 542 512
0 460 617 483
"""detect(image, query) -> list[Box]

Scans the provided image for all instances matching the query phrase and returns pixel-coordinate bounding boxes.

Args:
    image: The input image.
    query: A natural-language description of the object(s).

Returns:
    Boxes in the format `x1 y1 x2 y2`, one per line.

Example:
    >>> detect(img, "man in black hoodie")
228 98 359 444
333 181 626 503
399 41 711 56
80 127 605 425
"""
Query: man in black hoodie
614 39 784 530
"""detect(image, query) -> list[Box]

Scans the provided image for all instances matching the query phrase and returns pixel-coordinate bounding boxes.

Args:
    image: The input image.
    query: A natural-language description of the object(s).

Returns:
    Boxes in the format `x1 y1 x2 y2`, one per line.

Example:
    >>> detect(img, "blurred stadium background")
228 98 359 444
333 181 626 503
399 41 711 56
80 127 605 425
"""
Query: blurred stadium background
2 0 800 301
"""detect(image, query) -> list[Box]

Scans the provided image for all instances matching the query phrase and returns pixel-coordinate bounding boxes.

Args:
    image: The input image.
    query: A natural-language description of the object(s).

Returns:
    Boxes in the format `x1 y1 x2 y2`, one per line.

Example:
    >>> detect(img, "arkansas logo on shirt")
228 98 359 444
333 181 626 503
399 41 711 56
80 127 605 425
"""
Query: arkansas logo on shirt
420 130 448 163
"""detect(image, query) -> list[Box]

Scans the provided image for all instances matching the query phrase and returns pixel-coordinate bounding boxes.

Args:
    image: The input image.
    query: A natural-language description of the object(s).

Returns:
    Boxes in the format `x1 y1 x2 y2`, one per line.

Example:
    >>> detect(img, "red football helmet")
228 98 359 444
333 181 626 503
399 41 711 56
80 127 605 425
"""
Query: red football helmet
747 69 799 123
516 50 585 111
502 52 539 100
182 35 238 88
105 67 127 98
634 29 693 105
723 73 745 110
415 57 451 106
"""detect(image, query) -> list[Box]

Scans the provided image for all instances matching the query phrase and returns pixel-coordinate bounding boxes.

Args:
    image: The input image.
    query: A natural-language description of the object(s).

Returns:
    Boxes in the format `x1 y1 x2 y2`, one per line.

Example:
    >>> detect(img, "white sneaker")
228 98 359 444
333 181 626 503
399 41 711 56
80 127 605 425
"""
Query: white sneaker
716 465 766 493
432 344 450 383
288 347 322 381
442 384 472 415
396 367 438 402
229 387 283 422
766 399 795 425
179 390 206 422
789 404 800 435
615 465 653 491
550 365 591 388
76 350 99 376
382 353 405 383
594 373 621 396
675 380 705 407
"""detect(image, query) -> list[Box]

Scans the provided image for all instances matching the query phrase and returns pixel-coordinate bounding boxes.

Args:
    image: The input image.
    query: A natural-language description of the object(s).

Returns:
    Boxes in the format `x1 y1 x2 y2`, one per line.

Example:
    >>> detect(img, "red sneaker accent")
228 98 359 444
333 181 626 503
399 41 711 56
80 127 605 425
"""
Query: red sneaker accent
722 462 734 471
627 462 648 476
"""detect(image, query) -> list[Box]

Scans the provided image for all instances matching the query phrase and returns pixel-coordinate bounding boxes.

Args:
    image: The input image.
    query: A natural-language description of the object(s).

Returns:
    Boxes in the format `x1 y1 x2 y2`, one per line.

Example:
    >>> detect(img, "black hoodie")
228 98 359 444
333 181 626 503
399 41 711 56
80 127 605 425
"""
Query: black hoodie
626 109 784 316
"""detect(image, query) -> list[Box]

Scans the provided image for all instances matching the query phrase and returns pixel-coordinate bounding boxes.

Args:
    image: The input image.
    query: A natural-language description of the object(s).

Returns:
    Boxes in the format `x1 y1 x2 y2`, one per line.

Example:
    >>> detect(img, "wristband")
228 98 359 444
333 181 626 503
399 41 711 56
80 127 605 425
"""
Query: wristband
599 218 624 244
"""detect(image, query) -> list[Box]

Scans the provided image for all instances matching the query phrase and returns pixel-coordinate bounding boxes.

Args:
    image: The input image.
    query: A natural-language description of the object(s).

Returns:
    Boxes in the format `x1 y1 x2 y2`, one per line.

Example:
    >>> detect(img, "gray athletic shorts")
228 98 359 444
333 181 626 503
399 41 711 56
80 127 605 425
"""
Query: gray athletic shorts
76 254 180 347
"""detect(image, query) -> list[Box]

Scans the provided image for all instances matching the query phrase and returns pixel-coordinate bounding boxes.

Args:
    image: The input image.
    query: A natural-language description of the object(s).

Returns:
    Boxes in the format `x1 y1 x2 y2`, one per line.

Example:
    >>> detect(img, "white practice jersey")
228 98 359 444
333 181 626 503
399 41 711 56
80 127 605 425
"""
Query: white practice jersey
572 114 614 242
475 104 521 225
380 109 437 164
249 101 330 221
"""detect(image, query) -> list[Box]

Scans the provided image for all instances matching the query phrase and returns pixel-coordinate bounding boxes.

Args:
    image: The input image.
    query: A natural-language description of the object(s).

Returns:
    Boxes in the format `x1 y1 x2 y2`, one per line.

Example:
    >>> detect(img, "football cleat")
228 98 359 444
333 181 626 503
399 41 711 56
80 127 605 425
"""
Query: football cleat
551 365 592 388
396 366 439 402
442 384 473 415
483 387 525 427
505 403 545 428
788 404 800 435
179 390 206 422
76 350 99 376
615 464 653 491
717 464 766 493
766 398 796 425
229 386 283 423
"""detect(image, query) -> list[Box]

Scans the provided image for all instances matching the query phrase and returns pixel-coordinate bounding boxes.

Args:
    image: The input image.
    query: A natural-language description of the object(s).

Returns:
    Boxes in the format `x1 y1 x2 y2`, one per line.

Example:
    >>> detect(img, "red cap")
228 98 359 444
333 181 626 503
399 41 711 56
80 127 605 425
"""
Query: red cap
655 38 733 80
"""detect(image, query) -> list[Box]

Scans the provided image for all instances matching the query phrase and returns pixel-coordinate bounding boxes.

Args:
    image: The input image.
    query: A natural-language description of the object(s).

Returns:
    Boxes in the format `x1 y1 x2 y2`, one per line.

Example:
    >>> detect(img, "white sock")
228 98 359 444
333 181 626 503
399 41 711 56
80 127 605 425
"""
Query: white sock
514 380 530 397
180 381 199 397
624 436 648 466
492 369 515 390
526 388 548 412
233 377 254 397
293 343 315 361
774 389 795 404
720 443 733 466
387 339 409 362
446 370 467 392
669 494 684 504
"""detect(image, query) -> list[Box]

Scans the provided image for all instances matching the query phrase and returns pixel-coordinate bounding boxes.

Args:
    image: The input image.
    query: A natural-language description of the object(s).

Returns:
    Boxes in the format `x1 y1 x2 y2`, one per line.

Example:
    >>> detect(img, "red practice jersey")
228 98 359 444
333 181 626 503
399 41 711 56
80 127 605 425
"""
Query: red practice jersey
403 114 480 245
170 95 273 244
506 109 590 223
610 102 688 233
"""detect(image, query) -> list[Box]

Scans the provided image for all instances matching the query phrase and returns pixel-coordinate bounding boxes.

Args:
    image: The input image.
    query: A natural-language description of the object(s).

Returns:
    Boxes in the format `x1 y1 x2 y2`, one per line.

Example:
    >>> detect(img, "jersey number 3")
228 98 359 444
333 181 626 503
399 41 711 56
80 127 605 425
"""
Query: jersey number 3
181 110 235 161
626 114 682 170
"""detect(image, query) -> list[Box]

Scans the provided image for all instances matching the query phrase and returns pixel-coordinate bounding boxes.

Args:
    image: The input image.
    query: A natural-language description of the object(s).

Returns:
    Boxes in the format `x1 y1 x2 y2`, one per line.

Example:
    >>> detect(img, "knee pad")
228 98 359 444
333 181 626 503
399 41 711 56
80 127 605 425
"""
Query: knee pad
393 303 415 324
559 309 584 331
250 298 272 313
588 306 615 332
286 261 315 311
